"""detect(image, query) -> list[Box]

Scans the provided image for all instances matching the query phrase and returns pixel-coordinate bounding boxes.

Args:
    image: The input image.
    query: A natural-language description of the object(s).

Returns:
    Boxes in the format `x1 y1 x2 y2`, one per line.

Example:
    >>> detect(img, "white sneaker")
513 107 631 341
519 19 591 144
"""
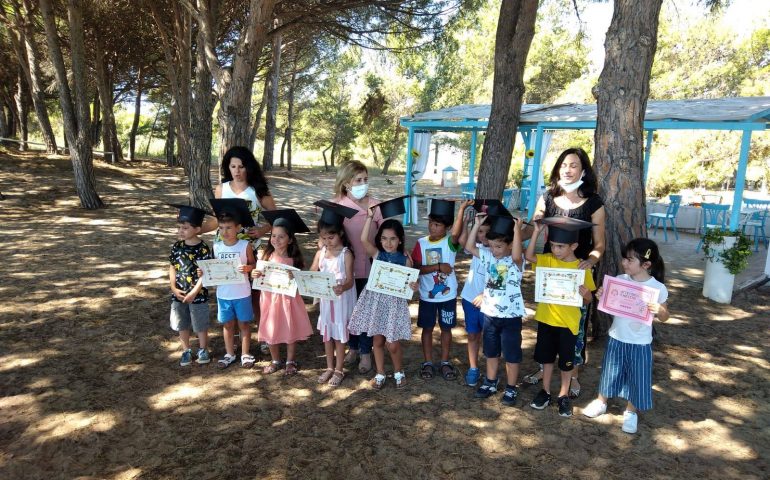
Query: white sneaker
622 410 638 434
582 399 607 418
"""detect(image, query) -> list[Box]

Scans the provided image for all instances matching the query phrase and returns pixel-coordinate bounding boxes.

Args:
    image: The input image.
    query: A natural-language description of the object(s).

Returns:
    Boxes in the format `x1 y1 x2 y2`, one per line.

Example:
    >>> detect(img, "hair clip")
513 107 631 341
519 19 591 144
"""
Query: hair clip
644 248 651 259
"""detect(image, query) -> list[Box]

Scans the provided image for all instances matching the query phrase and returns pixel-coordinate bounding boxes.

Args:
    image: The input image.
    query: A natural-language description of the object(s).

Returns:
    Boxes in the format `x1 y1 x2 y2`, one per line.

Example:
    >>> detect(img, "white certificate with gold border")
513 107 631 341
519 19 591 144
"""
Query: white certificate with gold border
366 259 419 300
252 260 299 296
197 259 244 287
534 267 584 307
293 271 337 300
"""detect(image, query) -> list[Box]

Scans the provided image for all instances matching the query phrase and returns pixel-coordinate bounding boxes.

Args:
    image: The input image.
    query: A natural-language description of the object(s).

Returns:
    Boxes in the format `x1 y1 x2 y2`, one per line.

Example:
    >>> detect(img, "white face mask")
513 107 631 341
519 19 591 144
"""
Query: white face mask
349 183 369 200
558 179 583 193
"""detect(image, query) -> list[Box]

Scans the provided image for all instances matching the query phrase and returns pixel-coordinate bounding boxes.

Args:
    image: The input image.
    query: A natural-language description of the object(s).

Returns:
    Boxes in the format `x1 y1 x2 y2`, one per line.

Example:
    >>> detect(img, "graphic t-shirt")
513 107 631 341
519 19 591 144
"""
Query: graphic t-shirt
608 274 668 345
461 243 489 303
213 239 252 300
411 235 461 303
478 249 525 319
169 240 213 304
533 253 596 334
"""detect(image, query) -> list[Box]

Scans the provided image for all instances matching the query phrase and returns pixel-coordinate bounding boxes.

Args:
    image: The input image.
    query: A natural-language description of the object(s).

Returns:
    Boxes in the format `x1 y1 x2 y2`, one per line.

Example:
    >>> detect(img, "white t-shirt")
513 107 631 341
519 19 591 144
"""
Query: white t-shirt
479 249 525 319
213 239 252 300
608 274 668 345
412 235 460 303
460 244 489 302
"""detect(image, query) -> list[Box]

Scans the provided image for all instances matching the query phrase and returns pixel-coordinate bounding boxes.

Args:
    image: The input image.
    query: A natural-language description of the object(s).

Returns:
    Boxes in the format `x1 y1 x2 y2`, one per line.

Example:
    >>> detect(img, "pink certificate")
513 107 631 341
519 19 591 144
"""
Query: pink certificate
597 276 660 325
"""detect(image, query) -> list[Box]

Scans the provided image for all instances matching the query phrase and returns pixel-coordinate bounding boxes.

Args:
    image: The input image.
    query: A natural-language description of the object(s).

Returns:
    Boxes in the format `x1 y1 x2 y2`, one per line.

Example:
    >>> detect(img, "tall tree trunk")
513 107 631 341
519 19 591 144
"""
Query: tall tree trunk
165 110 177 167
476 0 538 199
39 0 103 208
368 139 379 166
262 30 282 171
321 145 330 172
0 105 8 140
280 129 287 169
14 72 29 151
249 75 269 150
592 0 663 336
91 91 101 147
381 120 402 175
285 64 296 171
94 37 123 163
188 27 215 209
129 64 144 161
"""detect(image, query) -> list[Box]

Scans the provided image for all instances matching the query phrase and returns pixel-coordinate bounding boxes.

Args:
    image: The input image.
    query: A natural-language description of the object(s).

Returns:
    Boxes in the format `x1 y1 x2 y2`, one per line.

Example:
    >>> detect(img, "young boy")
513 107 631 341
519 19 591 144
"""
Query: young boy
412 199 467 380
465 210 526 405
209 198 257 369
168 204 213 366
525 216 596 417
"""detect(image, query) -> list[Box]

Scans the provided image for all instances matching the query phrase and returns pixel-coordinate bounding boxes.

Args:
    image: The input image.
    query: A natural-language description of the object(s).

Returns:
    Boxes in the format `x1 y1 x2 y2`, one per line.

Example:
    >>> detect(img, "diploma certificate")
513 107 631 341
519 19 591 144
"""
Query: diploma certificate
197 259 244 287
251 260 299 296
366 259 419 300
534 267 584 307
597 275 660 325
293 271 338 300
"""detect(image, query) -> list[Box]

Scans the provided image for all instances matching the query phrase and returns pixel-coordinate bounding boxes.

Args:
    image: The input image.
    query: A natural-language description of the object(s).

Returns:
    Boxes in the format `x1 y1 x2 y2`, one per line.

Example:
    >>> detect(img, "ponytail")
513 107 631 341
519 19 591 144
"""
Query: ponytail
622 238 665 283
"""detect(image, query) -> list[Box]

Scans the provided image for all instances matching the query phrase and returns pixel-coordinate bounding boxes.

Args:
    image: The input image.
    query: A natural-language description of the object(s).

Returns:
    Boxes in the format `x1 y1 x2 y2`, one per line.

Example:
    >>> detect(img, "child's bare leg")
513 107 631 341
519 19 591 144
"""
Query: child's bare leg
505 362 520 387
287 342 297 363
179 329 191 350
223 321 236 356
373 335 386 374
334 341 345 372
486 357 499 381
542 363 555 393
467 332 481 369
268 343 281 363
239 322 251 356
440 329 452 362
196 330 208 350
421 328 434 362
387 341 403 372
559 369 571 398
323 341 335 370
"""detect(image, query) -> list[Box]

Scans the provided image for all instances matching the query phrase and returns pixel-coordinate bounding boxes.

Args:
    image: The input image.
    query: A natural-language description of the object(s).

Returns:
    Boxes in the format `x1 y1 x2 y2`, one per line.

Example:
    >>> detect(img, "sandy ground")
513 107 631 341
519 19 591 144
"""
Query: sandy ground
1 151 768 480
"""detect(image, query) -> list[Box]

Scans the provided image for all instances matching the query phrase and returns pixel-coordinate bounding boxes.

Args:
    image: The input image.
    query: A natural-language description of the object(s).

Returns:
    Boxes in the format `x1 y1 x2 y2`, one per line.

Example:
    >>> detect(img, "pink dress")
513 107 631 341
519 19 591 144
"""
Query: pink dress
258 254 313 345
317 247 356 342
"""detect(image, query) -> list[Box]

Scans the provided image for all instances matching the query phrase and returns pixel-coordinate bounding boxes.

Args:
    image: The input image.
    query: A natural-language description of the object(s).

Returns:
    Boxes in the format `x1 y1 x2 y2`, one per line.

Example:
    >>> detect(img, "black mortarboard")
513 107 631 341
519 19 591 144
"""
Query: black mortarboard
262 208 311 234
209 198 255 227
314 200 357 227
169 203 206 227
488 214 516 236
537 216 594 244
429 198 456 224
472 199 511 218
375 196 407 218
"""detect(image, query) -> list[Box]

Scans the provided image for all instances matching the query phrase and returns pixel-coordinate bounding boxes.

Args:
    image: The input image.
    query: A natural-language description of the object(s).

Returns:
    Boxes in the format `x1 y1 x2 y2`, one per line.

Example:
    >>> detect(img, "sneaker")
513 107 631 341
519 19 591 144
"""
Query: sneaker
557 395 572 417
180 349 192 366
582 399 607 418
465 367 481 387
501 386 519 406
622 410 638 434
196 348 211 364
530 389 552 410
475 378 498 398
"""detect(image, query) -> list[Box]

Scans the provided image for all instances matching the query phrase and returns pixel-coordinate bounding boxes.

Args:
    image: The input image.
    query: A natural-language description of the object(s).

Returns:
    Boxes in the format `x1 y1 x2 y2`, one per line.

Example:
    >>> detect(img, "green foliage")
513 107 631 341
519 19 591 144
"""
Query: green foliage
702 228 753 275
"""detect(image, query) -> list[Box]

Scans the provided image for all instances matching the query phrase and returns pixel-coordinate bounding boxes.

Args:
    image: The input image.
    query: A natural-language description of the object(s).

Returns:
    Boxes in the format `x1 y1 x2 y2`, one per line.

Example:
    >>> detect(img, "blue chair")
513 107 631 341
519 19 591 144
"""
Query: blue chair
741 200 769 252
696 203 730 252
647 194 682 242
502 188 516 209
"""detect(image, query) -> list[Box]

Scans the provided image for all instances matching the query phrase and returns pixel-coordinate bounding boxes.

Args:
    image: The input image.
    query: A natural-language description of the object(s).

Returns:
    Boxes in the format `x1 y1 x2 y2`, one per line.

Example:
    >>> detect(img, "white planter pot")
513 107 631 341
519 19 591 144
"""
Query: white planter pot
702 236 736 304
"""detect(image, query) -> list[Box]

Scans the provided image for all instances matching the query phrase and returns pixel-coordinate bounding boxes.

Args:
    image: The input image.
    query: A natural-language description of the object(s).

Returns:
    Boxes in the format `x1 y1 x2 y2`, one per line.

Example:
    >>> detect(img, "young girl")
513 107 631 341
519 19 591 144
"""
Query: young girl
252 213 313 376
348 211 417 389
582 238 669 434
310 219 356 387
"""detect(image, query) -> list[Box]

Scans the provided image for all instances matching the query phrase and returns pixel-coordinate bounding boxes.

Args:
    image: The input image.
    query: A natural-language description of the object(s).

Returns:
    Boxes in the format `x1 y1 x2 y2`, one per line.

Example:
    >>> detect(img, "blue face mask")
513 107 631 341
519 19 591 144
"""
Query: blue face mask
349 184 369 200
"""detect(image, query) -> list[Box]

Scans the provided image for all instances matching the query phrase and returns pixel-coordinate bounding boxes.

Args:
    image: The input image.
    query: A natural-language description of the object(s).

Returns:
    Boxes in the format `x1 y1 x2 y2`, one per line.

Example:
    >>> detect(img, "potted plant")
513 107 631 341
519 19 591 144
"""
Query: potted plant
701 228 752 303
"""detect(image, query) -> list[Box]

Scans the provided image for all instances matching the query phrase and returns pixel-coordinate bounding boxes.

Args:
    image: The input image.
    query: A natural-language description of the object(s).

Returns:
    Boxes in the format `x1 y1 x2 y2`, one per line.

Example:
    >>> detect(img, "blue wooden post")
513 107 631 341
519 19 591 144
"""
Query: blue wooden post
404 127 415 225
643 129 654 185
520 130 532 209
729 129 752 229
469 130 478 187
527 126 545 220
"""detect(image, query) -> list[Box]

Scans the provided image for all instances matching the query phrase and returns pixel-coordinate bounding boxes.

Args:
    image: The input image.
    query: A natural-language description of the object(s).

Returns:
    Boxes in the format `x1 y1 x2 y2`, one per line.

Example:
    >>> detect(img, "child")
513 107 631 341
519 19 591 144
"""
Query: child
582 238 669 434
412 199 467 381
465 211 526 405
310 201 357 387
458 199 503 386
210 199 257 369
253 209 313 376
525 216 596 417
348 198 417 389
168 204 213 366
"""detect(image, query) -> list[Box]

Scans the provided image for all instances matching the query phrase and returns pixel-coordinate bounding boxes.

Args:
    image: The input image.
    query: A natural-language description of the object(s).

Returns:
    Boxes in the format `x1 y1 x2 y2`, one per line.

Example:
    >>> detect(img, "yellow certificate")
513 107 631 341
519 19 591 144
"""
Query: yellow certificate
252 260 299 296
534 267 583 307
367 259 419 300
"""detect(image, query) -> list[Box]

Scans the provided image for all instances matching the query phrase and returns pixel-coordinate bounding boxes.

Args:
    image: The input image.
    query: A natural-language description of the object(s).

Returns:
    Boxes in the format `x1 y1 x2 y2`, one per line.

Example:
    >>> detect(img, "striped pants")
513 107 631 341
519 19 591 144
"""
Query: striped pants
598 337 653 411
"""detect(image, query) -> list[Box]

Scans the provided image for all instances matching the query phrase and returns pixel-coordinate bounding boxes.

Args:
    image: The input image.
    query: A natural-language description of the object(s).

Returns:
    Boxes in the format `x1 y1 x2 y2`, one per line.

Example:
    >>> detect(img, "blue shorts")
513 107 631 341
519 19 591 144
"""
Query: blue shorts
217 297 254 324
461 299 484 334
598 337 653 411
482 315 522 363
417 299 457 330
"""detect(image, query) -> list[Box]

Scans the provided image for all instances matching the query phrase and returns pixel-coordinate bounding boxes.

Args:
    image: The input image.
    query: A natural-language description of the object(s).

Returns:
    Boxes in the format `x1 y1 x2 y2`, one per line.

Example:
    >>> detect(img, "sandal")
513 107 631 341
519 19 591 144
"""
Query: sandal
317 368 334 384
328 370 345 387
241 354 255 368
217 353 237 369
358 354 373 374
420 362 435 380
569 377 581 399
523 367 544 385
371 373 386 390
284 360 298 376
394 371 407 389
440 362 457 381
343 349 359 367
263 360 282 374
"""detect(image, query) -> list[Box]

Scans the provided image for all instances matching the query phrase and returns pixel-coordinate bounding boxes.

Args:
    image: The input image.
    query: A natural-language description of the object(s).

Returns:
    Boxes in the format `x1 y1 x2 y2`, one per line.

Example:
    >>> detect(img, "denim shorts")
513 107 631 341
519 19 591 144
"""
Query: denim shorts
461 299 484 334
217 297 254 324
417 299 457 330
482 315 522 363
170 301 210 333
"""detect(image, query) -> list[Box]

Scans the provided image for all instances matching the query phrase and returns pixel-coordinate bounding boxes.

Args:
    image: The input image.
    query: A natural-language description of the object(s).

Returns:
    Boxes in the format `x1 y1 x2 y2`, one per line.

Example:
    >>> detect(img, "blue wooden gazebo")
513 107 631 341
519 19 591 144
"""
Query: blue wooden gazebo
399 97 770 227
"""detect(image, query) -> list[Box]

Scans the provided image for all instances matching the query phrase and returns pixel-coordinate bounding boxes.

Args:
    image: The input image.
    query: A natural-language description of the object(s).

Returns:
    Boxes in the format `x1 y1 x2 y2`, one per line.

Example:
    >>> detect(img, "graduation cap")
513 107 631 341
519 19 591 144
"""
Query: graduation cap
209 198 255 228
429 199 456 224
472 199 512 218
314 200 357 227
537 216 594 244
488 214 516 237
169 203 207 227
375 196 407 219
262 208 311 234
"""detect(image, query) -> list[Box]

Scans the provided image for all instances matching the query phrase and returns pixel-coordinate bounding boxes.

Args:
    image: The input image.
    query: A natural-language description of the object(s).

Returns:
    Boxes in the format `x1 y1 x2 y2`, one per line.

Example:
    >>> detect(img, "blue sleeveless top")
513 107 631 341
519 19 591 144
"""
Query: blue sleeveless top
377 250 408 266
